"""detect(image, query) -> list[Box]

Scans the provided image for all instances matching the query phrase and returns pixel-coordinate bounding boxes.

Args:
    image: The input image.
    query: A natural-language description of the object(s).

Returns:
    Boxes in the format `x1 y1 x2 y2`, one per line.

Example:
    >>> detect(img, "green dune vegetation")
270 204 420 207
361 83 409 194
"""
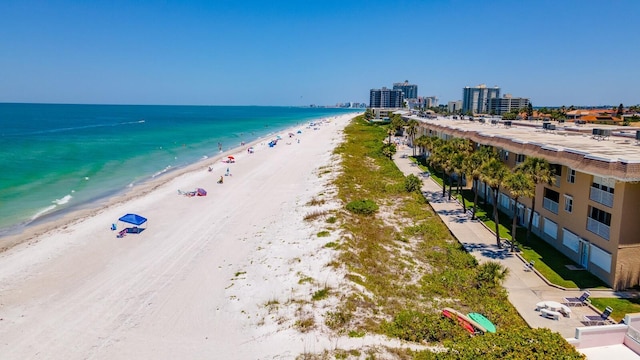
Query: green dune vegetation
311 115 584 359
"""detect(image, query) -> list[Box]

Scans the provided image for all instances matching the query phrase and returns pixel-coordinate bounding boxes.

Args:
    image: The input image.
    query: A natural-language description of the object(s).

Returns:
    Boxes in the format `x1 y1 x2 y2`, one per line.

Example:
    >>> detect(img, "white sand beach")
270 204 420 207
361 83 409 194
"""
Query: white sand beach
0 112 422 359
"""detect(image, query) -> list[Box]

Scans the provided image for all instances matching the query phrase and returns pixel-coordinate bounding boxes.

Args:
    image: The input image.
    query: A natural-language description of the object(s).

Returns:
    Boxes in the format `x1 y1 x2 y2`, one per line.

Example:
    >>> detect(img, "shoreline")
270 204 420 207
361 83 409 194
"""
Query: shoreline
0 114 356 253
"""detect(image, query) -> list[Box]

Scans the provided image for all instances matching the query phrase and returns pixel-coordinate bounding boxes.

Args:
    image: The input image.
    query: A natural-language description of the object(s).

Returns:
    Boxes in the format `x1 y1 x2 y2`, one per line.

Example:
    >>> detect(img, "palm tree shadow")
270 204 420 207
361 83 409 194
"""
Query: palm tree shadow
463 242 515 260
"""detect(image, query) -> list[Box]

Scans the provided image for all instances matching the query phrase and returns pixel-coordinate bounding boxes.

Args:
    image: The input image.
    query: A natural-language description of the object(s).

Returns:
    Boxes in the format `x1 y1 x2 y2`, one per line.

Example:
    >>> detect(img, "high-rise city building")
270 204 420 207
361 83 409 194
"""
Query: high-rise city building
462 84 500 114
370 87 404 108
487 94 530 115
393 80 418 100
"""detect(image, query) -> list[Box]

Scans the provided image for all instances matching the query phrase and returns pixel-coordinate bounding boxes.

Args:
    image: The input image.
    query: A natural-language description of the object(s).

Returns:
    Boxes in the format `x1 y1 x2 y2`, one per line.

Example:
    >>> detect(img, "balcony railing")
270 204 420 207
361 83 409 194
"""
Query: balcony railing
590 187 614 208
587 217 610 240
628 326 640 345
543 198 559 214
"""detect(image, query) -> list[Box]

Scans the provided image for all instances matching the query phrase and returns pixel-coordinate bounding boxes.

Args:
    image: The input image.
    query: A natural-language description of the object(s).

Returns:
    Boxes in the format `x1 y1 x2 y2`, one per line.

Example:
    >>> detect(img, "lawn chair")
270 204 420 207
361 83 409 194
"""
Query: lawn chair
563 290 591 307
523 260 535 272
583 306 613 326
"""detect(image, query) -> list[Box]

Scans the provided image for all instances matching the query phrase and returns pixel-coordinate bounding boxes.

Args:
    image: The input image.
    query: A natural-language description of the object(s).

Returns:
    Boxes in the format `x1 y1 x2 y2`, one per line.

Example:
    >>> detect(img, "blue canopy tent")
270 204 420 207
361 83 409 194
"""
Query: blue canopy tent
118 213 147 235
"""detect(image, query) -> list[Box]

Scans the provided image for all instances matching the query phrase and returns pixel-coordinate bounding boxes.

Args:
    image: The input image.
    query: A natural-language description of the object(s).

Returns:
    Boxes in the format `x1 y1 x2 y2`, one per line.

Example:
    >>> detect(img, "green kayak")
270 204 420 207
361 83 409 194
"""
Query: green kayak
468 313 496 333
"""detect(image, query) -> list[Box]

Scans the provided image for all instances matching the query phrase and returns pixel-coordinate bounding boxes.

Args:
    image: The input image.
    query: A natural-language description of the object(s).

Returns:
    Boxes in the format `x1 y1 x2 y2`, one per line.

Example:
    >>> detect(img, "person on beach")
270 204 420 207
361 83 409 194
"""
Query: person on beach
218 176 223 184
226 167 230 176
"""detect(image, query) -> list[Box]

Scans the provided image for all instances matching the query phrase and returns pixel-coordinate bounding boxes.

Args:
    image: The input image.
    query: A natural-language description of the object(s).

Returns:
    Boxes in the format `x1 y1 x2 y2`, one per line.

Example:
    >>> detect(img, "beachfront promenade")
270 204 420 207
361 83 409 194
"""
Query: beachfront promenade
392 147 637 339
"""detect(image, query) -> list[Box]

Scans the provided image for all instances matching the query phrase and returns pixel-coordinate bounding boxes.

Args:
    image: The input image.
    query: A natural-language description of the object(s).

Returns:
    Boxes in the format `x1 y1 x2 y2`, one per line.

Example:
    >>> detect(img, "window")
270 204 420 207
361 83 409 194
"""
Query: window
543 188 560 214
544 188 560 202
543 218 558 239
592 176 615 194
589 206 611 226
562 229 580 253
516 154 525 164
567 168 576 184
564 195 573 213
590 244 612 273
525 208 540 228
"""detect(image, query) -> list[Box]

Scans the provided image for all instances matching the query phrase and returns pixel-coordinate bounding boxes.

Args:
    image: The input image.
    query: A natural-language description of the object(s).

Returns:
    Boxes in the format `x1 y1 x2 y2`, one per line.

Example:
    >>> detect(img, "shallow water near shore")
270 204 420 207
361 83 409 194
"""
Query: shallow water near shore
0 103 359 235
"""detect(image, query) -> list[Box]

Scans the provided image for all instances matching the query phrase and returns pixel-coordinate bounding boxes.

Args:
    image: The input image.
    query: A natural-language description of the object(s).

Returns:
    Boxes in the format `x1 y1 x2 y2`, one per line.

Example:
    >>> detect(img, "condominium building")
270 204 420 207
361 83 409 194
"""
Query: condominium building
406 116 640 290
462 84 501 115
393 80 418 100
488 94 530 115
370 87 404 108
448 100 463 113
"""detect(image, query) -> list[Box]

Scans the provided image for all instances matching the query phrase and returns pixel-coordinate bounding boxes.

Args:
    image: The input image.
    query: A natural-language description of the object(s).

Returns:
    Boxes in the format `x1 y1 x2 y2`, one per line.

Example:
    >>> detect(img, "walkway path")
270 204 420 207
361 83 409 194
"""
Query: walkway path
393 149 635 338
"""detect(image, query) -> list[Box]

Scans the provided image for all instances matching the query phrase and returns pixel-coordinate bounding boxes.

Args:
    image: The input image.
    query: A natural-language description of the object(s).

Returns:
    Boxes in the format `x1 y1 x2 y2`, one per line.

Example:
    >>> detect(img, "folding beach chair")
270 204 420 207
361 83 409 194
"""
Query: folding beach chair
563 290 591 307
583 306 613 326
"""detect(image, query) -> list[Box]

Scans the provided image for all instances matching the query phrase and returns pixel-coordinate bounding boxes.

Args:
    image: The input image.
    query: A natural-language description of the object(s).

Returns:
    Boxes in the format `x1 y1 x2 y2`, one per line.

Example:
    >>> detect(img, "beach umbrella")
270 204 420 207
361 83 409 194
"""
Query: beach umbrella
228 155 234 160
118 213 147 234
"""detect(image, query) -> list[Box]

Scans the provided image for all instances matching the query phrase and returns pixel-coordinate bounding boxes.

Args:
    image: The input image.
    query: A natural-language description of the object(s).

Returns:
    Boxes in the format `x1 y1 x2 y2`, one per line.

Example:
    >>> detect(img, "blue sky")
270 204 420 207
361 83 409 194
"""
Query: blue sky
1 0 638 106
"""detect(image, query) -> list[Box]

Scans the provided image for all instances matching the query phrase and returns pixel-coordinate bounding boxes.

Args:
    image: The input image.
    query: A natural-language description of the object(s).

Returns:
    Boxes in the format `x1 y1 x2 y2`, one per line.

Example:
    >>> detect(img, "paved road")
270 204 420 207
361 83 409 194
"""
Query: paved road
393 148 632 338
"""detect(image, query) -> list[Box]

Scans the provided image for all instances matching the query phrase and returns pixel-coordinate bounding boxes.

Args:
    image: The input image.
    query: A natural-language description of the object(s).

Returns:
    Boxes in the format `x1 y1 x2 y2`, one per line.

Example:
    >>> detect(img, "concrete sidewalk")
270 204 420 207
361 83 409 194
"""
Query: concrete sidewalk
393 148 619 338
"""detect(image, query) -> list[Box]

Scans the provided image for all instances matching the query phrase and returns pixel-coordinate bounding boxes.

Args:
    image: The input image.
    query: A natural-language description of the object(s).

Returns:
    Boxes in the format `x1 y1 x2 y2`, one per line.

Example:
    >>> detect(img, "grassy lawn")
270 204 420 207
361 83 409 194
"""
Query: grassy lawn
413 156 608 289
590 297 640 323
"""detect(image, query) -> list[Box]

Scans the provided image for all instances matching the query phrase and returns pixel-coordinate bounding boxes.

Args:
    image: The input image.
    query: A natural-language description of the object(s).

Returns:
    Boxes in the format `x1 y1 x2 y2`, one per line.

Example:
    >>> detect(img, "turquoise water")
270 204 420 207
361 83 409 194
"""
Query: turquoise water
0 103 359 236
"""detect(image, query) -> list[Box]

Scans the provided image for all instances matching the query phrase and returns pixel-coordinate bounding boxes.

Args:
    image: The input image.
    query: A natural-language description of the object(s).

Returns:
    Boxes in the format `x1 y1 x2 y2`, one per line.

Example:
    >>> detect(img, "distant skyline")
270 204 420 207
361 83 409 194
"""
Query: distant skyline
1 0 639 107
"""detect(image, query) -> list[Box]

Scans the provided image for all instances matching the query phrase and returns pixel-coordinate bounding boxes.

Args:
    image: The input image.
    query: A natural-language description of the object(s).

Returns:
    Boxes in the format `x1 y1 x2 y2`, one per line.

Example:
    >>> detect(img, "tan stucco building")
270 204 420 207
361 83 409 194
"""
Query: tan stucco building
408 116 640 290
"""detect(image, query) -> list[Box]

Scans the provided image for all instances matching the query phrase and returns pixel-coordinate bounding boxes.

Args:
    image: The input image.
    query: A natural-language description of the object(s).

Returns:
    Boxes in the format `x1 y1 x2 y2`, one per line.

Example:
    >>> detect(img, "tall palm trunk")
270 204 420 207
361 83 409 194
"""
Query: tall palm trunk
472 178 479 220
493 187 501 248
483 182 488 206
442 169 446 197
526 195 537 244
459 177 466 213
511 197 519 252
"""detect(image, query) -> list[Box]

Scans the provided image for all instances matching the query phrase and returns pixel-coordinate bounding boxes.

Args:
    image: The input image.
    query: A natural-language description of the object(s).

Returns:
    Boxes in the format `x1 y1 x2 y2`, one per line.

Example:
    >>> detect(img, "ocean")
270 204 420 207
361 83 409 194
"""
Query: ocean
0 103 360 236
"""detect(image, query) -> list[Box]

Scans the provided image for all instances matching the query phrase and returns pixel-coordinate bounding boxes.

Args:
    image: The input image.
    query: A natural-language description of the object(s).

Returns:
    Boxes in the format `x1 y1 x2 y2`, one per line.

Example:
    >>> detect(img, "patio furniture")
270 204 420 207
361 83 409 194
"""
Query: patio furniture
564 291 591 307
523 260 535 272
559 304 572 318
541 308 561 320
583 306 613 326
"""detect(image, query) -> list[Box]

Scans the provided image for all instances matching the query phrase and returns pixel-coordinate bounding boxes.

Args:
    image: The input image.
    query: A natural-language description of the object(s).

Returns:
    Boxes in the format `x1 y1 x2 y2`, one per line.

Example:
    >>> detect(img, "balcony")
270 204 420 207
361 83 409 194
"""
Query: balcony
543 197 559 214
590 186 614 208
587 217 610 240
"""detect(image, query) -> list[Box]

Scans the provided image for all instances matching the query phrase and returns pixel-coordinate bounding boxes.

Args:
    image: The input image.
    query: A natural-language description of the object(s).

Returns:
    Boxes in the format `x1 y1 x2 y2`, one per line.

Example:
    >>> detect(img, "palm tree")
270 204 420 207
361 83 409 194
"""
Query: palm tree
463 146 494 220
414 135 429 158
449 138 472 212
504 171 534 252
518 157 554 243
481 156 509 248
476 261 509 288
406 119 419 156
427 138 448 197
